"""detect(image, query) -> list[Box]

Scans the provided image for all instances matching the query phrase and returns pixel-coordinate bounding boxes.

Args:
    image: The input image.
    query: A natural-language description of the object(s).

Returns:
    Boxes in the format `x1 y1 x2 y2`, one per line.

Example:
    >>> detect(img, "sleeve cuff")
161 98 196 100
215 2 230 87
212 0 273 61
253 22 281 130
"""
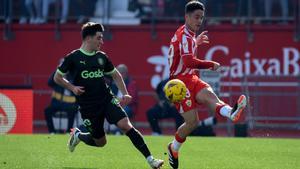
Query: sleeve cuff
56 69 66 76
104 68 116 75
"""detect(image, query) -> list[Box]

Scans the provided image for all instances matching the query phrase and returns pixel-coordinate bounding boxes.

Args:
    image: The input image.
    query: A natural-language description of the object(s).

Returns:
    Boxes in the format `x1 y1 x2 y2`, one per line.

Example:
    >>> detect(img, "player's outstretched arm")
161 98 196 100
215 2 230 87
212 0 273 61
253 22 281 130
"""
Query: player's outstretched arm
110 69 132 105
182 55 219 70
210 62 220 71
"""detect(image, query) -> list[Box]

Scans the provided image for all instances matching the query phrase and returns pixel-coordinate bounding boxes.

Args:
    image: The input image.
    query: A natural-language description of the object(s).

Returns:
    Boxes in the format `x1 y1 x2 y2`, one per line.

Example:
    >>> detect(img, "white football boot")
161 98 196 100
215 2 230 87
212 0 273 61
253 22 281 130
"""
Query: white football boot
148 158 164 169
68 127 81 152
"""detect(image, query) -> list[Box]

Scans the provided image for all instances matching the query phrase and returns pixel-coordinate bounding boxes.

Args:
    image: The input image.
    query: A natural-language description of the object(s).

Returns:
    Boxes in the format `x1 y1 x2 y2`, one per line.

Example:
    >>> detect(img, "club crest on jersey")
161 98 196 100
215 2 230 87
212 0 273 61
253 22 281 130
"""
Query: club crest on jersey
185 99 192 107
98 58 104 65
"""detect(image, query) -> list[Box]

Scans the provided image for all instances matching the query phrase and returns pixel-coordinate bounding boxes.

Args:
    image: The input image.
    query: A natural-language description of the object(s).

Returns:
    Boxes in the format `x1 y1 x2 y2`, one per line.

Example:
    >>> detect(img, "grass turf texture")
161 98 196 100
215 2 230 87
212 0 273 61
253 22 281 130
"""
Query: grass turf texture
0 135 299 169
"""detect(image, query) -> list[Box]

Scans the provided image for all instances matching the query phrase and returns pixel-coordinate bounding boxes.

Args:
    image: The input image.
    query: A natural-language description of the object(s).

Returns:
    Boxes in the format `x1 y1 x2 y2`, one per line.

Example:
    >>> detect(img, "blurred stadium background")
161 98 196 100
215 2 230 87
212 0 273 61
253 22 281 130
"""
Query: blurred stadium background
0 0 300 138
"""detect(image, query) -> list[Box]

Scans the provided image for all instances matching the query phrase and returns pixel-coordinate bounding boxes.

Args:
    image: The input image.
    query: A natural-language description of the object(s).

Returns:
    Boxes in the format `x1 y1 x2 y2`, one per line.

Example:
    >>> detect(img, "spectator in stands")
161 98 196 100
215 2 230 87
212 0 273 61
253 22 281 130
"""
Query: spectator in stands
44 69 78 134
231 0 265 25
3 0 12 24
146 78 184 135
164 0 187 17
264 0 289 24
108 64 138 134
19 0 29 24
252 0 265 24
23 0 44 24
128 0 153 17
201 0 223 25
72 0 97 24
111 64 138 118
232 0 248 24
42 0 69 24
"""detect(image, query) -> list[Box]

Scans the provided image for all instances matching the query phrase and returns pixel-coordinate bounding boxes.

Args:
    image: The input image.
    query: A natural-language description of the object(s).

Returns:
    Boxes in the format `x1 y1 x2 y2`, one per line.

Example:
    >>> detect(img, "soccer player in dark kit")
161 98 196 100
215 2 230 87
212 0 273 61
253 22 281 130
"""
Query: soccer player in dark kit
54 22 164 169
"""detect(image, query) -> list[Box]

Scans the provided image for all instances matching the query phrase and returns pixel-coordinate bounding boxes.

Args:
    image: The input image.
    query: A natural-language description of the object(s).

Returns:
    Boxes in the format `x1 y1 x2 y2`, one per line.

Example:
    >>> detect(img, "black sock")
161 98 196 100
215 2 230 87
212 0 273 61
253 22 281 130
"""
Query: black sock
78 132 97 146
126 128 151 158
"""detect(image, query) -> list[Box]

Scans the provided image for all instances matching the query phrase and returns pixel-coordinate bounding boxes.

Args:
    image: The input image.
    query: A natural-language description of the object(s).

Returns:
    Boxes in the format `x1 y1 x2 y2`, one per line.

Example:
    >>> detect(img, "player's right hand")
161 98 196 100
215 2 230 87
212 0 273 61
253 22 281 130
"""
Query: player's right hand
196 30 209 46
72 86 85 95
120 94 132 106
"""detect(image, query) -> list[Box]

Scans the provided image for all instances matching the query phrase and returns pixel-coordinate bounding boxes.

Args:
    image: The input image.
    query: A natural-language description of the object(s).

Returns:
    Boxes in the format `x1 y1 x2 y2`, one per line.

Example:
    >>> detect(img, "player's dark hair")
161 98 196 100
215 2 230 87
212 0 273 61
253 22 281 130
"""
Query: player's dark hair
185 1 205 14
81 22 104 40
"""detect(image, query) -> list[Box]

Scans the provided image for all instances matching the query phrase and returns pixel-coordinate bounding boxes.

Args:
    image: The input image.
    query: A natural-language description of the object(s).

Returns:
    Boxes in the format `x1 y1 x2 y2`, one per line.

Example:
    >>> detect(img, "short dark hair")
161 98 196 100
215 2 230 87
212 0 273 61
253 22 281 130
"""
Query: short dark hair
81 22 104 40
185 1 205 14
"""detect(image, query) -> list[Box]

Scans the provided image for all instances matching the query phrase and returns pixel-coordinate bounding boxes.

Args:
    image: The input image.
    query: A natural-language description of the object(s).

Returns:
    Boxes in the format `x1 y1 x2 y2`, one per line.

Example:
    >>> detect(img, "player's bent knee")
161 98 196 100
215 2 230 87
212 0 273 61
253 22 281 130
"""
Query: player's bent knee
95 138 107 147
119 125 132 133
117 117 133 132
96 142 106 147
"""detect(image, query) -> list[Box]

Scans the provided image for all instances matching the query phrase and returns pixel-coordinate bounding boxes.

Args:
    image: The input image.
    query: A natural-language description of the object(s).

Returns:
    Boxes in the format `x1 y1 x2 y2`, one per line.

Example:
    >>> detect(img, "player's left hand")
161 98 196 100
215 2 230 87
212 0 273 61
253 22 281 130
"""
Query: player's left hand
196 30 209 46
211 61 220 71
120 94 132 106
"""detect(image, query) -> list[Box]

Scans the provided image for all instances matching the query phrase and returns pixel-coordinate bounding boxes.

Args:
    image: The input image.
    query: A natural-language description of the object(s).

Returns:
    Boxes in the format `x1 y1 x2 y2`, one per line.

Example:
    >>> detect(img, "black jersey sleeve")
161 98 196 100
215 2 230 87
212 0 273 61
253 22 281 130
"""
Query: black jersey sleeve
103 55 115 75
57 54 73 75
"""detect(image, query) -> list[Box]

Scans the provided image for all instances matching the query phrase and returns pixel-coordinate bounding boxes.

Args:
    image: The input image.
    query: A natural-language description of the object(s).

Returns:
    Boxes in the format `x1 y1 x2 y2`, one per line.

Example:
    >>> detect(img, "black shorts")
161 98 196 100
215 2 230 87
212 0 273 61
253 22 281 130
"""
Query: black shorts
79 98 127 139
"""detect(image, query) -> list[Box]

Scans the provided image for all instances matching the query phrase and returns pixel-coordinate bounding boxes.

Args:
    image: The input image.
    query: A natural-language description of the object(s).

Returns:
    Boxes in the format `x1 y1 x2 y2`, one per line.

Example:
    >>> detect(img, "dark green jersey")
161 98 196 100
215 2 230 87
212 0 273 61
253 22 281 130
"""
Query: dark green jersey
57 49 115 108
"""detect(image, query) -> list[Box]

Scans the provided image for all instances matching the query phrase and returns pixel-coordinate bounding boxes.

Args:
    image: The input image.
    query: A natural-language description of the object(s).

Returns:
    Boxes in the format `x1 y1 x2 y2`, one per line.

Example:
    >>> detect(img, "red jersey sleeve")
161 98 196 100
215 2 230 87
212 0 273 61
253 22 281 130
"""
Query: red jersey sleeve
180 34 215 69
183 55 215 69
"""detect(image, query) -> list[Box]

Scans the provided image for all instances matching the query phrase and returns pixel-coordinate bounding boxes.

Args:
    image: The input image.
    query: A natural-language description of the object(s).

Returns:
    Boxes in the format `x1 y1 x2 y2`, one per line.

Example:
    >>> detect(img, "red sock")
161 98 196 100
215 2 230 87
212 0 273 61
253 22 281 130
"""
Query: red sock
175 132 186 143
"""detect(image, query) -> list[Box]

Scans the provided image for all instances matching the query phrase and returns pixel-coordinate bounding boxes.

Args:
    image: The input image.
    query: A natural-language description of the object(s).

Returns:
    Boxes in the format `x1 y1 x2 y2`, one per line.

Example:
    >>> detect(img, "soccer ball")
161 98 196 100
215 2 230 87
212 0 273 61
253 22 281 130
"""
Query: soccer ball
164 79 187 103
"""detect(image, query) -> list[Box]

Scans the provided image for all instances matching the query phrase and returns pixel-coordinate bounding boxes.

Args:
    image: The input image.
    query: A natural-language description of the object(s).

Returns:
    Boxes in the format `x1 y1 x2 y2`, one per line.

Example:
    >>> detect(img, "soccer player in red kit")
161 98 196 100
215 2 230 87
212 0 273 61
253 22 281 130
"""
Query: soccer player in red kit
167 1 247 168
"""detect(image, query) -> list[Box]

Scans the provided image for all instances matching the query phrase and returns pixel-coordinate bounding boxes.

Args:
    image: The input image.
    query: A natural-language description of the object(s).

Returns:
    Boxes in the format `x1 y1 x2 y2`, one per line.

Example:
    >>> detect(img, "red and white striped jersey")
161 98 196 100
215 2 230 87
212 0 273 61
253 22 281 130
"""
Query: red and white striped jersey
168 25 197 78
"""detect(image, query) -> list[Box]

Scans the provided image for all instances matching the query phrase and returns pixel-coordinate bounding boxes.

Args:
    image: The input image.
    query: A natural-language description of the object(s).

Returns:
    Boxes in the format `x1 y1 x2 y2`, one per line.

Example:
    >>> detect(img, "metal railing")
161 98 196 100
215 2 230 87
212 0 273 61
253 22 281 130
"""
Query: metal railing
240 75 300 130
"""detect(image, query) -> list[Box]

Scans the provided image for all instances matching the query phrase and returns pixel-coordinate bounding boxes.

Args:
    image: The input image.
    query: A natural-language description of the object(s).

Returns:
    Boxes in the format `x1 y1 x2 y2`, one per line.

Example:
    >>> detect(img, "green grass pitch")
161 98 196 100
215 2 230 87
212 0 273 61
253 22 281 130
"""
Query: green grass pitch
0 135 299 169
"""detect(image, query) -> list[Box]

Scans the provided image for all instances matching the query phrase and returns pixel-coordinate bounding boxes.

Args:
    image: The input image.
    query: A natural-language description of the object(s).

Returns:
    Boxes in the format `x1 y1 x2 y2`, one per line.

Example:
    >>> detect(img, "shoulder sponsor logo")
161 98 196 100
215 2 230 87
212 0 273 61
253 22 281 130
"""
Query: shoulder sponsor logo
81 69 104 79
0 93 17 134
